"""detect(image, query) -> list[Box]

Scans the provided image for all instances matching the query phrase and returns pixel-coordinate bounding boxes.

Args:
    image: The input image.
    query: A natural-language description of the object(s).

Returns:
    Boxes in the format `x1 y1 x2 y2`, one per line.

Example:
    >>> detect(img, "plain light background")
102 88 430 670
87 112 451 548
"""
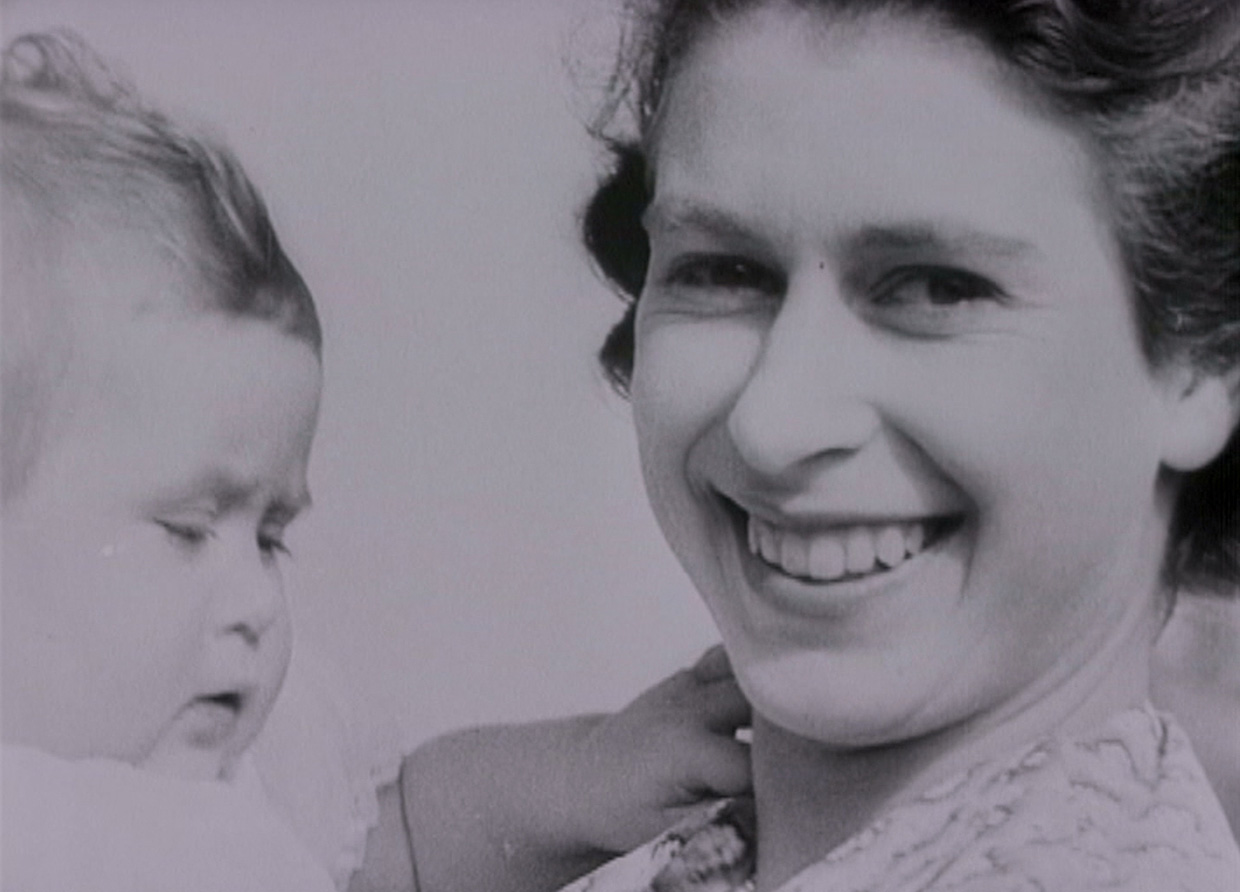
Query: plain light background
2 0 719 746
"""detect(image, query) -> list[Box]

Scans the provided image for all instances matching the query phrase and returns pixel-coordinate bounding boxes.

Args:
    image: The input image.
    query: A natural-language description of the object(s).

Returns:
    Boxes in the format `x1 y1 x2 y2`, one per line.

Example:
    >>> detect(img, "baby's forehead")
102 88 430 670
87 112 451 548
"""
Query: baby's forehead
5 193 187 304
46 303 320 487
24 195 320 353
6 211 308 386
14 212 276 341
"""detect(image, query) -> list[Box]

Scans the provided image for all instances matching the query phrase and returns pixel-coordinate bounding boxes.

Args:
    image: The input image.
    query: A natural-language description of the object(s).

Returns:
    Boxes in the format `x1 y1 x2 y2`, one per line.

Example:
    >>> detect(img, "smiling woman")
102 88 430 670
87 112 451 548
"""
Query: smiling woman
635 6 1190 750
568 0 1240 889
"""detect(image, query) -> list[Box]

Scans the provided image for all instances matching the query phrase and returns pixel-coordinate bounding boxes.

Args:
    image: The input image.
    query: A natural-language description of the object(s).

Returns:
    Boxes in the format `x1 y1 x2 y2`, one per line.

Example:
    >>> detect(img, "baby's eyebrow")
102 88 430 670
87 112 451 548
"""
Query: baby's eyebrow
265 492 312 524
204 475 255 512
171 471 312 517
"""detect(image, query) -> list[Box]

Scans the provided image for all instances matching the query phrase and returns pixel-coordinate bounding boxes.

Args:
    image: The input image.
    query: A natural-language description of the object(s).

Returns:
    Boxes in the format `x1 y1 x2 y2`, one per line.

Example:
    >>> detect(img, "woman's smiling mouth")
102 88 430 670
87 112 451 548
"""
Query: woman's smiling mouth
719 493 967 594
746 513 963 582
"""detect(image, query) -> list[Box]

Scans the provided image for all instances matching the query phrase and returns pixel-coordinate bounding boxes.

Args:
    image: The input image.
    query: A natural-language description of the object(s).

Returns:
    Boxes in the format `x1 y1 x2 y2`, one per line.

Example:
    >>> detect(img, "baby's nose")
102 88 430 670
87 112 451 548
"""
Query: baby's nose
217 557 285 647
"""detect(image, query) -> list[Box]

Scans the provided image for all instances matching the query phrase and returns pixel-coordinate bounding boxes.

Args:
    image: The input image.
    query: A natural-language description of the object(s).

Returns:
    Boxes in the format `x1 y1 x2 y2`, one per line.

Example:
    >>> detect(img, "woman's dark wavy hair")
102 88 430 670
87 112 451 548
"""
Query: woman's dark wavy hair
581 0 1240 595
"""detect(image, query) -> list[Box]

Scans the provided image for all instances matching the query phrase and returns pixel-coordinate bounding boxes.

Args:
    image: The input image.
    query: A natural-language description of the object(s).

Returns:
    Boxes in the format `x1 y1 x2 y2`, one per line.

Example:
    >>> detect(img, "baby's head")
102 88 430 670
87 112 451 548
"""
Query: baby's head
1 31 323 781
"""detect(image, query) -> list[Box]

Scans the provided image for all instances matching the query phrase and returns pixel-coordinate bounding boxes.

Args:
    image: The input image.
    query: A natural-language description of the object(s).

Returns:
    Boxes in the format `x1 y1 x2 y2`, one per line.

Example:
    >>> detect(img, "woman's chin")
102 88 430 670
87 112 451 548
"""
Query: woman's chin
737 655 973 752
754 701 931 751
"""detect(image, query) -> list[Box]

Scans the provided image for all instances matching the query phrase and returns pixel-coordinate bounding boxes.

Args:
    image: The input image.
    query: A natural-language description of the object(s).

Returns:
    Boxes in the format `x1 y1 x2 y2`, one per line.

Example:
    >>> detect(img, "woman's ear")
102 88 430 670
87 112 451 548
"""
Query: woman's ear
1160 366 1240 472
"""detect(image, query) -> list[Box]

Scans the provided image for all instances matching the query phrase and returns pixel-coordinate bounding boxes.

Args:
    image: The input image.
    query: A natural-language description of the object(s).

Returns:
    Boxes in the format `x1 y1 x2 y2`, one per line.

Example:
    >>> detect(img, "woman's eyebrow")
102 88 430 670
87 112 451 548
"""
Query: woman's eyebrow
642 199 756 241
642 202 1045 277
846 222 1043 263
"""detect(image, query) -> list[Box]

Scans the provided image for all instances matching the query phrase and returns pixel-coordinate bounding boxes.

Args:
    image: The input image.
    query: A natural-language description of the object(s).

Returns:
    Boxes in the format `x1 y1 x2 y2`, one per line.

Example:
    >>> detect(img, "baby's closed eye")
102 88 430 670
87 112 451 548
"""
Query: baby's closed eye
156 519 214 550
257 528 291 559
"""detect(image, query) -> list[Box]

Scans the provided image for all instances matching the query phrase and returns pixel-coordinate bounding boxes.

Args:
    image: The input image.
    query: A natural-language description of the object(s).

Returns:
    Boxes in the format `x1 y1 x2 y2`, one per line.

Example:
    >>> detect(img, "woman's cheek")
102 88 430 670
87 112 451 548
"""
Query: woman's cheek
633 317 758 554
633 315 764 430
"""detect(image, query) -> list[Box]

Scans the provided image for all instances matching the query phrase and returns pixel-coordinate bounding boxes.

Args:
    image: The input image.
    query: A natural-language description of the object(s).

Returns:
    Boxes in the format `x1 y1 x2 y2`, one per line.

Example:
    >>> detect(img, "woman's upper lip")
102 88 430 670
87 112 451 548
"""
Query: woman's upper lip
720 491 964 529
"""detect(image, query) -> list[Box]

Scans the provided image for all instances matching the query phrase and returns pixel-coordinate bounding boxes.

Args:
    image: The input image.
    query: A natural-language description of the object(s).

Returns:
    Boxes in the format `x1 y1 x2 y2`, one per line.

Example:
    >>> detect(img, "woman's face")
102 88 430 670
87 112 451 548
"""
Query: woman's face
631 7 1192 746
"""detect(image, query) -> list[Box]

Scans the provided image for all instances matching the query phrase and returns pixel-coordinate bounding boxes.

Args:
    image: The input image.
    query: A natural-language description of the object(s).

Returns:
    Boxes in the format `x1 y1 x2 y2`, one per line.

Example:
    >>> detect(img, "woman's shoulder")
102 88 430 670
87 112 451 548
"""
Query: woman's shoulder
1153 592 1240 837
773 705 1238 891
978 705 1240 889
555 706 1240 892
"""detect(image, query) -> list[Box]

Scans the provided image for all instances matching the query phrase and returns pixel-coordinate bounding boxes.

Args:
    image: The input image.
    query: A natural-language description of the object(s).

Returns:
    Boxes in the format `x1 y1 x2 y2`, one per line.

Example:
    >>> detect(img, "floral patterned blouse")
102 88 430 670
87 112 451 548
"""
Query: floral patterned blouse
561 705 1240 892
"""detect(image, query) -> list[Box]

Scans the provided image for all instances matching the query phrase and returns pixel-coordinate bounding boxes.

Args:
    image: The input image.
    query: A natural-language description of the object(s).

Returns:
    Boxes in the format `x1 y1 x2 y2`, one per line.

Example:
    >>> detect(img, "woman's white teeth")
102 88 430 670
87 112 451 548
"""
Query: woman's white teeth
780 537 809 578
905 521 924 555
875 527 906 568
844 528 876 575
755 522 779 564
808 537 846 580
747 516 932 581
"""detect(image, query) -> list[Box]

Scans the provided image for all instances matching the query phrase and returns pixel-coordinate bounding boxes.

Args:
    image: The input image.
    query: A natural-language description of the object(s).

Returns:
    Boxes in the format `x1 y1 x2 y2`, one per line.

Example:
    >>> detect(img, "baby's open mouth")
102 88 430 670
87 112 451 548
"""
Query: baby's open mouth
199 691 243 712
729 501 964 583
177 690 248 749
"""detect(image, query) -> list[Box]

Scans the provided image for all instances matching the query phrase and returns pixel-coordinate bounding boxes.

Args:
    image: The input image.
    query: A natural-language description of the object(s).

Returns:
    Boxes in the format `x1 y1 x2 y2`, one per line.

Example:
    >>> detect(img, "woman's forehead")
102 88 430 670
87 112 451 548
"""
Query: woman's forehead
648 2 1072 155
646 9 1110 261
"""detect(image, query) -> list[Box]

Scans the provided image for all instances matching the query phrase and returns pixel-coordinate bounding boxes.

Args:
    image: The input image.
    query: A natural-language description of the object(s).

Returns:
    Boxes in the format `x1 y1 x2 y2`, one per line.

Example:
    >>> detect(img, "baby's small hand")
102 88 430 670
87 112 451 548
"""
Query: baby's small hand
573 645 753 853
395 649 751 892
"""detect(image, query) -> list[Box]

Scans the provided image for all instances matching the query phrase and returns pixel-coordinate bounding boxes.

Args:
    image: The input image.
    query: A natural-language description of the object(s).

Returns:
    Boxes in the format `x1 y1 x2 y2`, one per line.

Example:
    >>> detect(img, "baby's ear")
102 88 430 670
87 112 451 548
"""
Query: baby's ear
1159 365 1240 472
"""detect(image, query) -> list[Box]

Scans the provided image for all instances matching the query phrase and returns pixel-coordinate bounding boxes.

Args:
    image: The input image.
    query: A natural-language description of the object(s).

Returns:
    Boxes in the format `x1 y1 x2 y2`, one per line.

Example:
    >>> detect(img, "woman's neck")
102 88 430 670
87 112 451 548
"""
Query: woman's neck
749 606 1157 892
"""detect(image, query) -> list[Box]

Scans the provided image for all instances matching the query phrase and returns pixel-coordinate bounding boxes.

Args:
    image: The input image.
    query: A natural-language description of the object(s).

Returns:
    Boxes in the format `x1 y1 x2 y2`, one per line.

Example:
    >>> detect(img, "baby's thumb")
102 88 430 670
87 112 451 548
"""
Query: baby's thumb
688 735 752 799
691 644 734 683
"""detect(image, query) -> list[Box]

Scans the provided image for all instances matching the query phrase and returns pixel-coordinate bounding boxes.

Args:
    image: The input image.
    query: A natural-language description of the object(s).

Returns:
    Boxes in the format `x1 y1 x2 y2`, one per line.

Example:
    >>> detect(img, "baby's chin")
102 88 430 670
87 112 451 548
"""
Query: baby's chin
140 740 235 782
140 687 277 782
140 714 264 782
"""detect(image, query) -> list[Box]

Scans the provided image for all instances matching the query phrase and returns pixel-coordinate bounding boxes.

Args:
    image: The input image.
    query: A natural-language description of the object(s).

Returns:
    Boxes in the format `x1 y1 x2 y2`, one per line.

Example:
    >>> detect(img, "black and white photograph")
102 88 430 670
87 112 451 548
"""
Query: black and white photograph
2 1 1239 890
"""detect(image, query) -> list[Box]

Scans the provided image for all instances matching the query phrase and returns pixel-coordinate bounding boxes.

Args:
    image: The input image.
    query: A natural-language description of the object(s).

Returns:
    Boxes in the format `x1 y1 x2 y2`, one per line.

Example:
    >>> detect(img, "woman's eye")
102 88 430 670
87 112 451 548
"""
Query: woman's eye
663 255 783 297
874 267 1003 308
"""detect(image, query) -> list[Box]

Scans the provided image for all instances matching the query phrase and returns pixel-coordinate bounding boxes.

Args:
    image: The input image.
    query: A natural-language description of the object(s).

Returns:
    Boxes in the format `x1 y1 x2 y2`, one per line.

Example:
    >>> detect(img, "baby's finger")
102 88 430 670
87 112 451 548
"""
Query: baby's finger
663 795 756 831
693 674 752 733
691 644 734 683
681 735 753 798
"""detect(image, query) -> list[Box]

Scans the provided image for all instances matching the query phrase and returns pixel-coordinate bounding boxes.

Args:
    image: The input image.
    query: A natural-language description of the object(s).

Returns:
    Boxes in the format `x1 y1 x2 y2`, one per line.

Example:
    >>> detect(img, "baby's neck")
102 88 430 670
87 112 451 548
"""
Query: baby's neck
749 628 1153 892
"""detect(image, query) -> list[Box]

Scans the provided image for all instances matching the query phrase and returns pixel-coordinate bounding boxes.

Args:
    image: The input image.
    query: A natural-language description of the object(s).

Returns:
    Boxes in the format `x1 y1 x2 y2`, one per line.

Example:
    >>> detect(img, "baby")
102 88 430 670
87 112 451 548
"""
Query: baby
0 31 750 892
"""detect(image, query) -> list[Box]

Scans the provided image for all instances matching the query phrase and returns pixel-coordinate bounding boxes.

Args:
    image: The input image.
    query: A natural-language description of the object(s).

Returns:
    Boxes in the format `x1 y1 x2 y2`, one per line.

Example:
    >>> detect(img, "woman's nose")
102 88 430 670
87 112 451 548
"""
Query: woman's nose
726 280 881 478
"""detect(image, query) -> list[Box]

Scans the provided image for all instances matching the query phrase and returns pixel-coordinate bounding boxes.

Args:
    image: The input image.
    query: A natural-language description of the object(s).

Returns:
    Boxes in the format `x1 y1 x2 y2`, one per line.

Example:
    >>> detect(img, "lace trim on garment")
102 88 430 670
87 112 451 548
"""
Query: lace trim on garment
332 718 405 886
